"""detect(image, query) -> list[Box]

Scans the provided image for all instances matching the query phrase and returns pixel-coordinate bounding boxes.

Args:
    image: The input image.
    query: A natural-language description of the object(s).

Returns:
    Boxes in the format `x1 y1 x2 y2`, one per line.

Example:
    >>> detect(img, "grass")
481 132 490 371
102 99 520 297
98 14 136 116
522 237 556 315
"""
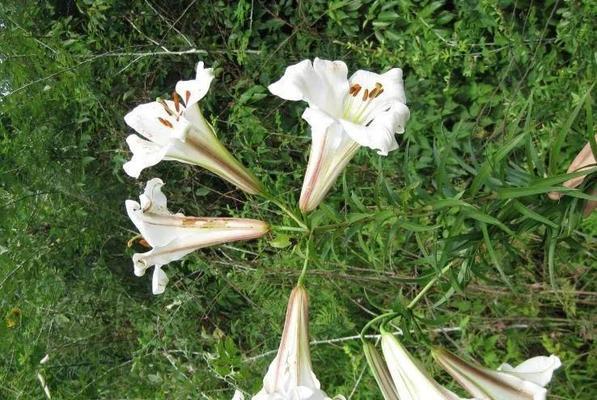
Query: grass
0 0 595 399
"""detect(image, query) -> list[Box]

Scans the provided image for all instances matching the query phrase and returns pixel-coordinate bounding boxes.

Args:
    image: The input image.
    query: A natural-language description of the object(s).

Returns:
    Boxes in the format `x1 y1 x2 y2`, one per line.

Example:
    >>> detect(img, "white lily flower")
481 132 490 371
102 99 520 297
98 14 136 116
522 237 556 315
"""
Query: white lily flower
433 348 561 400
268 58 410 212
124 61 264 194
253 285 345 400
379 332 464 400
125 178 269 294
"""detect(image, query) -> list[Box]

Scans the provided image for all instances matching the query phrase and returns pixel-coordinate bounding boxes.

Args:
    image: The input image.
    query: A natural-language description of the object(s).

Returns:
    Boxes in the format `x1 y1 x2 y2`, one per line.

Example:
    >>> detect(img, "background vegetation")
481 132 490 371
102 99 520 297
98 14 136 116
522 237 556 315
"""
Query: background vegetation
1 0 595 398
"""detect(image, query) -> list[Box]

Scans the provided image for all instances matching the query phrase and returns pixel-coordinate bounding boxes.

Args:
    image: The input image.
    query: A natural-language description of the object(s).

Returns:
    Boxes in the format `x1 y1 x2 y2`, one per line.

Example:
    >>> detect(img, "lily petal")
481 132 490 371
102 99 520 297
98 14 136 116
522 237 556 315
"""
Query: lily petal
268 58 349 117
498 355 562 387
253 286 341 400
262 286 321 393
339 101 409 156
151 266 169 295
299 108 359 213
433 348 560 400
381 333 462 400
175 61 215 109
126 179 268 249
348 68 406 105
125 101 188 144
139 177 169 214
363 342 399 400
123 135 169 178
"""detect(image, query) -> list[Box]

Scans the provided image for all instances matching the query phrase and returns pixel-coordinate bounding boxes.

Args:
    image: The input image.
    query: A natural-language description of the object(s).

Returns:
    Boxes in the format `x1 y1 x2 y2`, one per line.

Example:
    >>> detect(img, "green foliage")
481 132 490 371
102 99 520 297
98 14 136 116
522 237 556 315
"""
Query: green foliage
1 0 595 399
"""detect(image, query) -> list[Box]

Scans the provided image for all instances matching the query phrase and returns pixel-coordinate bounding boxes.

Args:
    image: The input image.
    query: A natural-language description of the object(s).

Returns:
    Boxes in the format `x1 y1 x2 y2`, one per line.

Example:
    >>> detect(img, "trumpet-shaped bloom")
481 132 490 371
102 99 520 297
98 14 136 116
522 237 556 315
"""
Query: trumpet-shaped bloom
268 58 410 212
124 62 263 194
433 348 561 400
125 178 269 294
379 332 463 400
253 285 345 400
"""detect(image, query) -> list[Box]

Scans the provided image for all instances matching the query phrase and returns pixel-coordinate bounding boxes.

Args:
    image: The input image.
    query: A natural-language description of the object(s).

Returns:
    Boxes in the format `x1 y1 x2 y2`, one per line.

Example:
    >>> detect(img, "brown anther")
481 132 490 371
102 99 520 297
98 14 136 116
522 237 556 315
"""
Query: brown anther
376 88 384 98
185 90 191 104
158 117 174 128
362 88 369 101
369 88 379 98
127 235 150 248
350 84 362 96
375 82 383 89
172 91 180 113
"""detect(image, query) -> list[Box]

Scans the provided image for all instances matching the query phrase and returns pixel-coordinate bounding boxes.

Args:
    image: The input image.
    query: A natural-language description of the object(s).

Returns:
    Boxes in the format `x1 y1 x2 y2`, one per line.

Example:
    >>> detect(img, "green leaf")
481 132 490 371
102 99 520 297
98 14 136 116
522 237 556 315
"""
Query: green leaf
269 234 292 249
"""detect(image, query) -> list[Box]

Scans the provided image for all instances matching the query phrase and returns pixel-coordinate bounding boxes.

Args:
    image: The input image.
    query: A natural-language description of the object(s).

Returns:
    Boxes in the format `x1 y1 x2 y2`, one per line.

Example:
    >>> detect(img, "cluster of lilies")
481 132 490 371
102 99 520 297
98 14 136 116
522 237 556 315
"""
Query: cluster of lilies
120 59 589 399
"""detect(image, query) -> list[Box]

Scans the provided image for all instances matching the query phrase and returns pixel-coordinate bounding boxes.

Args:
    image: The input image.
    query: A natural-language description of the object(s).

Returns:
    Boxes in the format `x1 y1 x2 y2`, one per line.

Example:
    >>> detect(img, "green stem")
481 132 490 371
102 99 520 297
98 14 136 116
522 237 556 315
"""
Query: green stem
262 192 309 232
360 262 455 341
271 225 308 232
297 231 313 286
360 311 401 342
406 261 454 310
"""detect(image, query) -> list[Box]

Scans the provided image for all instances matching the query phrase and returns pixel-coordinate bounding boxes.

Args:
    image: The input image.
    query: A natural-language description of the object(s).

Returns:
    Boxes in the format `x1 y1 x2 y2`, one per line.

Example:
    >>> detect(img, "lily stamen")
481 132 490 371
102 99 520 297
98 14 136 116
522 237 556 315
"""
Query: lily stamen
350 84 362 96
172 91 181 113
158 117 173 128
157 98 175 116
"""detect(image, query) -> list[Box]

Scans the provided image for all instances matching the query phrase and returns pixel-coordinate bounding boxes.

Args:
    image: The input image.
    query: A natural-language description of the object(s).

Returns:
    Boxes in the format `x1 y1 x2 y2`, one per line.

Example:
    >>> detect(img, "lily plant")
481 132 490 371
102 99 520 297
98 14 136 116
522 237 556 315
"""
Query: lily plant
269 58 410 212
243 285 344 400
123 61 264 195
365 331 561 400
125 178 269 294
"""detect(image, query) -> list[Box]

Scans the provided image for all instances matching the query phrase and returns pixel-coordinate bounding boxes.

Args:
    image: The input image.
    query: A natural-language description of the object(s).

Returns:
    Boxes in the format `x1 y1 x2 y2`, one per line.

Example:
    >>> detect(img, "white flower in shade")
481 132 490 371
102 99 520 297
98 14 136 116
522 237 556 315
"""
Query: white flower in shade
379 332 463 400
253 285 345 400
123 61 263 195
268 58 410 212
125 178 269 294
433 348 561 400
